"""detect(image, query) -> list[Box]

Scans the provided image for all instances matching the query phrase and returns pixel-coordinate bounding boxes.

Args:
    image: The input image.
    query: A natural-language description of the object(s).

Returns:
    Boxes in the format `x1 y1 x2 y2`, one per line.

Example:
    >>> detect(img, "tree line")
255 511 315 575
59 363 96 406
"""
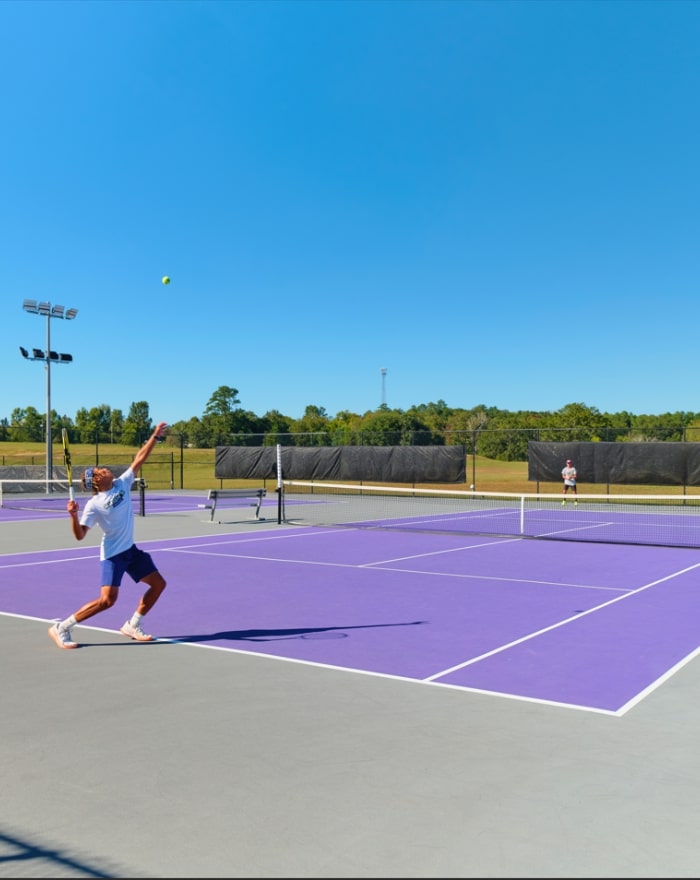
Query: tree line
4 385 700 462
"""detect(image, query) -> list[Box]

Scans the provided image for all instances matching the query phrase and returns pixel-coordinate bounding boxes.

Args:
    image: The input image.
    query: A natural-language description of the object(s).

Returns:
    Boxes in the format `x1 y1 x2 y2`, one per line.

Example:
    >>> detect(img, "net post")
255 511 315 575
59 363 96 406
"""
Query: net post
277 443 283 524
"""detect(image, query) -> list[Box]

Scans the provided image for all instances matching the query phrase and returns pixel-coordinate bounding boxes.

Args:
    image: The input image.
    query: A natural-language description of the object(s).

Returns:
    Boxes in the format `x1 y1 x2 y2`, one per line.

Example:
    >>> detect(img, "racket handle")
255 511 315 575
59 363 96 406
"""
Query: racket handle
69 487 75 502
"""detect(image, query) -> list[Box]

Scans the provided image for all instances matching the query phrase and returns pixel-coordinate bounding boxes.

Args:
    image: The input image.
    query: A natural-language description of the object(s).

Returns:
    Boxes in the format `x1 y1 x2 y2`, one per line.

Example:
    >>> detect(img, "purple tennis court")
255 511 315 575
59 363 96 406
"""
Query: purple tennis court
0 489 281 521
3 515 700 715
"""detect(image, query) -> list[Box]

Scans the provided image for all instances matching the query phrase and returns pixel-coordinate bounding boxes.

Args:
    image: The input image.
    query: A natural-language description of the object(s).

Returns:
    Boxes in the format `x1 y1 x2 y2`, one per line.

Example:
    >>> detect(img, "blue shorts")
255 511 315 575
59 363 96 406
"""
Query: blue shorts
101 545 157 587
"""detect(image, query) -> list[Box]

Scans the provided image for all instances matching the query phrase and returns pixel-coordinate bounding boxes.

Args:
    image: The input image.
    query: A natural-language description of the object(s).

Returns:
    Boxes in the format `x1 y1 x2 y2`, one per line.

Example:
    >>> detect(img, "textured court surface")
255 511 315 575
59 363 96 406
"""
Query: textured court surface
2 501 700 877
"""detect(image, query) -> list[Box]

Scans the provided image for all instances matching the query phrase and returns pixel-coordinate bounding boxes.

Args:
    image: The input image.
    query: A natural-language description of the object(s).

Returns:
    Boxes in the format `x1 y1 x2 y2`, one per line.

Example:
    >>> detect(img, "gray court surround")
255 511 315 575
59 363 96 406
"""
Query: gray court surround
2 507 700 878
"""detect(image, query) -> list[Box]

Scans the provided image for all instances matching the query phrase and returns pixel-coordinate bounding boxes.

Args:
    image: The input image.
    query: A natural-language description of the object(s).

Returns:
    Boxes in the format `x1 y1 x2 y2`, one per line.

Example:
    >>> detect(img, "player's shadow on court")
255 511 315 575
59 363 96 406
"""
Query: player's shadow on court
161 620 427 644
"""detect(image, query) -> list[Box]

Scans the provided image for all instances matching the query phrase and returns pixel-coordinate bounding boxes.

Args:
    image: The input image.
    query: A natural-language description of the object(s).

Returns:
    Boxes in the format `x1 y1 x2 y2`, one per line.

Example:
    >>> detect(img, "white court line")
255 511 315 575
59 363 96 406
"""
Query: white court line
2 608 618 715
358 535 522 564
425 559 700 683
162 544 631 593
0 525 338 560
0 554 98 570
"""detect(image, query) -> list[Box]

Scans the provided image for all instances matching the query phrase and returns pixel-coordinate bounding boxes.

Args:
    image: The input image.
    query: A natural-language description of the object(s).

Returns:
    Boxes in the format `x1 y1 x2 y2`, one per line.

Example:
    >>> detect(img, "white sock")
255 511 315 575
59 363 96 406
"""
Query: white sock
130 612 144 627
59 615 77 632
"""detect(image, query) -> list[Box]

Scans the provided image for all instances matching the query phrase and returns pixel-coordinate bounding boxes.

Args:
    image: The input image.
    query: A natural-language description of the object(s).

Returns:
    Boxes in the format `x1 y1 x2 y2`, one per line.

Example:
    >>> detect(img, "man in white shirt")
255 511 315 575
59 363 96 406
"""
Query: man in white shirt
48 422 169 649
561 458 578 505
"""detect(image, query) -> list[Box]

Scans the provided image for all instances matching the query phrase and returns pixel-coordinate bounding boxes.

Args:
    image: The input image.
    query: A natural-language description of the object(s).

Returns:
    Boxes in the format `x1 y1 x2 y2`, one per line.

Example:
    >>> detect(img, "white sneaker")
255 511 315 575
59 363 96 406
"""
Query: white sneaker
48 623 78 650
120 620 154 642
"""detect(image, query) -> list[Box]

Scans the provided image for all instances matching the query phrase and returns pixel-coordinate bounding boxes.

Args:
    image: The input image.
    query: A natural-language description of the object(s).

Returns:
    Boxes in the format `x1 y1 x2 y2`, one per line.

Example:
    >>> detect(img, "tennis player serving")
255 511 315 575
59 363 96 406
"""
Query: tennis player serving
48 422 169 650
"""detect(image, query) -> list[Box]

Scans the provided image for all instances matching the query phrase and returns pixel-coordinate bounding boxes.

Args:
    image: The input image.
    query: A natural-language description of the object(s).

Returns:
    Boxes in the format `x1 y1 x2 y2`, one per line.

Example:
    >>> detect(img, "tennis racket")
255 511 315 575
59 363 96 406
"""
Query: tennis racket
61 428 74 501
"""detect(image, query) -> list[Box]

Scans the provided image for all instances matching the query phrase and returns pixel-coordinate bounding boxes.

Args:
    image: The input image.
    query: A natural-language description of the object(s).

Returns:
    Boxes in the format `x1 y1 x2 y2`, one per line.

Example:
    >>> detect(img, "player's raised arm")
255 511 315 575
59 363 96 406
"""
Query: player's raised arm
131 422 168 476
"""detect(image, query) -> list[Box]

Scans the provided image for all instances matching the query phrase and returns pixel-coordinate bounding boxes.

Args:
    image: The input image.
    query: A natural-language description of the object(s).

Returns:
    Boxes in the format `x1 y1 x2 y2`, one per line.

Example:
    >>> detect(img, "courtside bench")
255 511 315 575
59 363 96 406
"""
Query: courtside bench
199 487 267 523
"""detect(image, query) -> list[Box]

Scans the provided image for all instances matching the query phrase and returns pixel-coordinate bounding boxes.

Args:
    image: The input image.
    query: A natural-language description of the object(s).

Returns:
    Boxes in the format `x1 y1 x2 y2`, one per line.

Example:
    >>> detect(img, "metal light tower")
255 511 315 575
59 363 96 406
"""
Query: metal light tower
380 367 387 407
20 300 78 493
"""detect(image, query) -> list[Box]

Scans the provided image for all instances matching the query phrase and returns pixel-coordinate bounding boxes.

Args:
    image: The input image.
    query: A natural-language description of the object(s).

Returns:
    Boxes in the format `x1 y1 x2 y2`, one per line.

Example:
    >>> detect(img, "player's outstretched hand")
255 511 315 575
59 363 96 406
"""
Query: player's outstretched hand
67 499 79 515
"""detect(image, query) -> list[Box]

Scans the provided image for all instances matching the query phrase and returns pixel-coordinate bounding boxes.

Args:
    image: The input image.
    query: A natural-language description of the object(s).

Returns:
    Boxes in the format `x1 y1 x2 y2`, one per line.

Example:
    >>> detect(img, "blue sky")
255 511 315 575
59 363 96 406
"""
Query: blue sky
2 0 700 427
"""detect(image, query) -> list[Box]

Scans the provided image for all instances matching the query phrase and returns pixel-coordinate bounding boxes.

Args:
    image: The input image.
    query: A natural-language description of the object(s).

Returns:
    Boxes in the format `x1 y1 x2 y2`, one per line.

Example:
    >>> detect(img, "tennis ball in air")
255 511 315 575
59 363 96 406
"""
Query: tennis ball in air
162 276 171 285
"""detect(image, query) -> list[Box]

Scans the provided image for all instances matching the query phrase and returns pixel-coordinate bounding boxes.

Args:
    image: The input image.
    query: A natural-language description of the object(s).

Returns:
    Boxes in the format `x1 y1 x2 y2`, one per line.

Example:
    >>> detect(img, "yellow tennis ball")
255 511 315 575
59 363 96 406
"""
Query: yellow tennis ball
162 276 170 285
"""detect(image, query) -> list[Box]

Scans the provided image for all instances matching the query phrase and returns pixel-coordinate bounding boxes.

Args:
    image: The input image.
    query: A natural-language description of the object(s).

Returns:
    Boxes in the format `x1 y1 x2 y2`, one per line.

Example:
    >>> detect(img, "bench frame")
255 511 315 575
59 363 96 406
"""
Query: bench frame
200 487 267 523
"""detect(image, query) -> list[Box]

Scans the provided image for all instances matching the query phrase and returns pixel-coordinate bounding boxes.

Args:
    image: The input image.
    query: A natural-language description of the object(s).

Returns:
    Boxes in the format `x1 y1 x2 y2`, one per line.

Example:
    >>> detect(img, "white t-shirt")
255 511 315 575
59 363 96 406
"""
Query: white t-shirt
80 468 136 560
561 465 577 486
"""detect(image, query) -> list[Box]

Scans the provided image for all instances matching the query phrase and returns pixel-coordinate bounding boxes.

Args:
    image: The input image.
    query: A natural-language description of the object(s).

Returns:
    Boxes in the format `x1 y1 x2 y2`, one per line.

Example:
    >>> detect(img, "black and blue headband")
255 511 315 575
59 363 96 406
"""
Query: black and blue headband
84 467 95 490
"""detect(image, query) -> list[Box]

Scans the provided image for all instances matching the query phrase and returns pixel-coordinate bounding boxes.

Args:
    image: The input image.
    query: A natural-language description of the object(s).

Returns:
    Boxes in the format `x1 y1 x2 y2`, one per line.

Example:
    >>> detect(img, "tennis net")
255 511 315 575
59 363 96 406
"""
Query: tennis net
280 481 700 549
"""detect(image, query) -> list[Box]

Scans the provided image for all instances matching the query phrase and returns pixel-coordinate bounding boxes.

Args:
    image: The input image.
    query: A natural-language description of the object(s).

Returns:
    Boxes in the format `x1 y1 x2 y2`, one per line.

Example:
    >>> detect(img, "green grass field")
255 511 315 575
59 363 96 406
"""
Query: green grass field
0 440 217 491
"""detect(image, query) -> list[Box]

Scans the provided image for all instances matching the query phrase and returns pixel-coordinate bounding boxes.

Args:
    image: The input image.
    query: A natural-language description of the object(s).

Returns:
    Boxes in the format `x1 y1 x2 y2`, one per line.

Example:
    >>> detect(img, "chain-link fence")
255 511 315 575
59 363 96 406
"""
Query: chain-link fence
4 427 700 493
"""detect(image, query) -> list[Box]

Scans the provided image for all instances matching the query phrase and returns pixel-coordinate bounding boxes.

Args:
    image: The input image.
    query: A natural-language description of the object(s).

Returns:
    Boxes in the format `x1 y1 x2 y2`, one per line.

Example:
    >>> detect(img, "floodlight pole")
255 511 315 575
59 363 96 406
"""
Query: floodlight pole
45 312 52 491
20 301 78 493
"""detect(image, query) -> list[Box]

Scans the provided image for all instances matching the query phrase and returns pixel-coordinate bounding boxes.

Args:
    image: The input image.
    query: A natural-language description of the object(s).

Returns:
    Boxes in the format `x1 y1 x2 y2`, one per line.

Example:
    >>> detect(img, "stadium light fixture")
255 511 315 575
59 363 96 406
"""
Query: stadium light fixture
21 300 78 493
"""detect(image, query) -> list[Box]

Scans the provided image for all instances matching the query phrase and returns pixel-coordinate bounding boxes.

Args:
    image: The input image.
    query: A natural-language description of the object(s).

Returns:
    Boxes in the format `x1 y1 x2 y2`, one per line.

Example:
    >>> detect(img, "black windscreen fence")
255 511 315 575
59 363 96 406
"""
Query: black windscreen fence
215 445 466 483
528 441 700 486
